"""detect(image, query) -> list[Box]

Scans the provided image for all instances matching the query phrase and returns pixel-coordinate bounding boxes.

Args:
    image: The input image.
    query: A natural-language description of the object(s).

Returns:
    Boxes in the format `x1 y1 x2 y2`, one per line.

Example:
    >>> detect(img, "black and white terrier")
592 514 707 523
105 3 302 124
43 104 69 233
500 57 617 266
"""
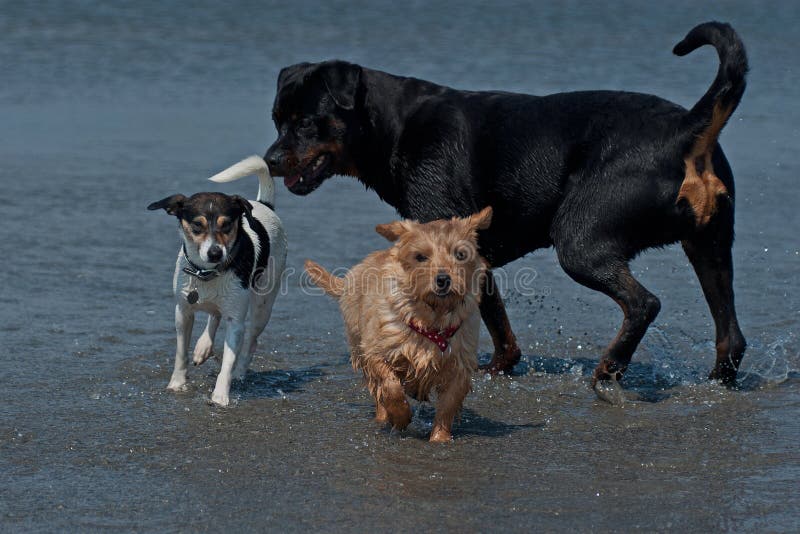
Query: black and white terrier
148 156 287 406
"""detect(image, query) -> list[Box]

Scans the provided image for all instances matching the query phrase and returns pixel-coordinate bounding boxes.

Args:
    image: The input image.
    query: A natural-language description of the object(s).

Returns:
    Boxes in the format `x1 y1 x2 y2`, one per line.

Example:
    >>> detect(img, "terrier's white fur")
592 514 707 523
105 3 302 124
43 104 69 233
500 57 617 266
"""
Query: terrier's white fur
167 156 286 406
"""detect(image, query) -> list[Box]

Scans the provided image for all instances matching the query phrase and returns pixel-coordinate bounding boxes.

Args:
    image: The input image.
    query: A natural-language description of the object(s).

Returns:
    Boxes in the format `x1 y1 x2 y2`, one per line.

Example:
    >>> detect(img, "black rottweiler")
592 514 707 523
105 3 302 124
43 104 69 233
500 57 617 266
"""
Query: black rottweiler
266 21 748 402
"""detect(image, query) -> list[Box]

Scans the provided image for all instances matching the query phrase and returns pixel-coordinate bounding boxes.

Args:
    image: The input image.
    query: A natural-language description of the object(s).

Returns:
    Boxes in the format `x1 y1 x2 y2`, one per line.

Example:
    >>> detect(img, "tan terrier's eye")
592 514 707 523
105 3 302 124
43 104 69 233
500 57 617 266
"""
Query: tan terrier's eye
454 247 469 261
415 253 428 263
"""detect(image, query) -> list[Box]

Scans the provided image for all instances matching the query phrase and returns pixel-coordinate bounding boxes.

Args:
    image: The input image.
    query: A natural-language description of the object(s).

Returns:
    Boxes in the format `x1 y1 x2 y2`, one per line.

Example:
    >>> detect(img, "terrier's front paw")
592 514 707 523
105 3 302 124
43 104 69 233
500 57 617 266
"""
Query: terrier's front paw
210 390 230 407
192 338 214 366
429 428 453 443
166 376 188 392
388 409 412 430
374 404 390 424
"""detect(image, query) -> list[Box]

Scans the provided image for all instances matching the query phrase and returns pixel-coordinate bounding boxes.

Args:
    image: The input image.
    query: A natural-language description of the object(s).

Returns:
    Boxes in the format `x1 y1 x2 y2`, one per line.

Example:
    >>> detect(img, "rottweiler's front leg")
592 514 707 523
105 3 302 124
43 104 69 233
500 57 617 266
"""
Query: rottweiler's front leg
478 270 521 374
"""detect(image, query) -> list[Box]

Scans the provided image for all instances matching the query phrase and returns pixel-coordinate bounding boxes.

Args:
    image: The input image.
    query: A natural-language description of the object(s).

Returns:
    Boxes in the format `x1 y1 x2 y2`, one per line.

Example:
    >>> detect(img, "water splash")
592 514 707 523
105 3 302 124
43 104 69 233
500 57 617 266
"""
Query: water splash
645 326 701 386
738 332 797 386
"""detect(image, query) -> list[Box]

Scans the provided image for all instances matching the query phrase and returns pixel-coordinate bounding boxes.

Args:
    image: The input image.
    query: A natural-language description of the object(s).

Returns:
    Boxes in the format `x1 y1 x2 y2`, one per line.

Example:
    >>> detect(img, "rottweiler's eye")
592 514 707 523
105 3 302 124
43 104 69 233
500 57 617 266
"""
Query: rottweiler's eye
297 117 315 131
454 248 469 261
415 253 428 262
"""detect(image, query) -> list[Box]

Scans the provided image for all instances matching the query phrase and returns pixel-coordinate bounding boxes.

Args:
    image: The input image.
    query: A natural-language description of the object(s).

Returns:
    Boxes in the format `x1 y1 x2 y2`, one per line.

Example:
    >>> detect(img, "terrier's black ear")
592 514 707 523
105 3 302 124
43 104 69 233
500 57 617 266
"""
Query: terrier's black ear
320 62 361 110
231 195 255 227
147 194 187 216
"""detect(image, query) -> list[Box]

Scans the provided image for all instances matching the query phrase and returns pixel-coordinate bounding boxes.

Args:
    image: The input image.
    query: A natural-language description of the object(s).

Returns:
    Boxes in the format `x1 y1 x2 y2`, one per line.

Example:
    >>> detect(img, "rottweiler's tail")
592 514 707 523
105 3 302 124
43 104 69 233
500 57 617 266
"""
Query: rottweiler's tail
209 155 276 209
304 260 345 298
674 21 748 148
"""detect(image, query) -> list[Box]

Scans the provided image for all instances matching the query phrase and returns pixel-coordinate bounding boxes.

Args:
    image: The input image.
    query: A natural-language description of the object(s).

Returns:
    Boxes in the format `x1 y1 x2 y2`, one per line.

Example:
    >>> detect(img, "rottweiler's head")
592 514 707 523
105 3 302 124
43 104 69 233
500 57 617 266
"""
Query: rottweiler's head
266 60 362 195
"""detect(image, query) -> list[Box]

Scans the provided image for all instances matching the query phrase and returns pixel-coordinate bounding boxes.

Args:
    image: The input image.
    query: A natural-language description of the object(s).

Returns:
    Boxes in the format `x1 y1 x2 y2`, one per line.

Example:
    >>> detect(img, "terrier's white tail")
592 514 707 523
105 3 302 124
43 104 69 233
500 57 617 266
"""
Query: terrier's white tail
209 155 275 208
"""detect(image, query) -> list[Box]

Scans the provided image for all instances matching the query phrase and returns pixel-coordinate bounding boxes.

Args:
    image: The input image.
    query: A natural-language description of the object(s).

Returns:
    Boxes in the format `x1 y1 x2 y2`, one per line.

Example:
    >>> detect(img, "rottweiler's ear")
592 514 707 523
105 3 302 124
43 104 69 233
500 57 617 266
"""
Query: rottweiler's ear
277 62 311 89
320 62 361 111
466 206 493 231
231 195 255 226
375 220 410 242
147 194 187 216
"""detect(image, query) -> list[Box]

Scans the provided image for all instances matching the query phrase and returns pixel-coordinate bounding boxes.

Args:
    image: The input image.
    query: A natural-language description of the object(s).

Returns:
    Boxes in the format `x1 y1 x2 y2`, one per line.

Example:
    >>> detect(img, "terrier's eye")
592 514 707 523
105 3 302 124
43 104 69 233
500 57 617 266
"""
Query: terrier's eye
190 222 204 235
221 223 233 233
454 248 469 261
415 253 428 262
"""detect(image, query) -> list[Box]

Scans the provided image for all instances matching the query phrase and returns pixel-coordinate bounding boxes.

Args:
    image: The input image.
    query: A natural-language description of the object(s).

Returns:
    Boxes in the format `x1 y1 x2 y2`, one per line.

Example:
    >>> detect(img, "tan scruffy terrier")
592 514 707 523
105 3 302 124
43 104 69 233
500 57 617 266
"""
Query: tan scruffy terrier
305 207 492 442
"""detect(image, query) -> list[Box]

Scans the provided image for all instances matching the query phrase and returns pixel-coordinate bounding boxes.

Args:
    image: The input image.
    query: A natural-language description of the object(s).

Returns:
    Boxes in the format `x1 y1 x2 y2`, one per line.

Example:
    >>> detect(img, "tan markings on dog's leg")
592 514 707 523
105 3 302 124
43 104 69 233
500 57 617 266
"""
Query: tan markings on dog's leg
430 368 471 443
479 271 521 373
677 102 732 226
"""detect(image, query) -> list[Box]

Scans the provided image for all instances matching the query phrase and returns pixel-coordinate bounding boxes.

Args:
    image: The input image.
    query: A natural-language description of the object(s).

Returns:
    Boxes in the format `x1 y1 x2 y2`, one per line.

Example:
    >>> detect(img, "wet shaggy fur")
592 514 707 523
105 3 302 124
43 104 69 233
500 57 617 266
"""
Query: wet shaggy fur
305 207 492 442
267 22 749 402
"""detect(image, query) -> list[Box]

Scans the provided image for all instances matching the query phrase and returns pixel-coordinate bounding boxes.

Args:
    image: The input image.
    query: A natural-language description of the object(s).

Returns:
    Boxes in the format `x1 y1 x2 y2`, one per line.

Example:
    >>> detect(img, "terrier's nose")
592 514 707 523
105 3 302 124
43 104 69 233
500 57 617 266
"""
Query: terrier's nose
207 245 223 263
435 273 451 291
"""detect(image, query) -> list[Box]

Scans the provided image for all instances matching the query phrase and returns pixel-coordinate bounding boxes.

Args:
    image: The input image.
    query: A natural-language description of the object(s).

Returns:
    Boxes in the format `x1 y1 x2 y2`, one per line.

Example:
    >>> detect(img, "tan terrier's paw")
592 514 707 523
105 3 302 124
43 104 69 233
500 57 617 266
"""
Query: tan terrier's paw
429 428 453 443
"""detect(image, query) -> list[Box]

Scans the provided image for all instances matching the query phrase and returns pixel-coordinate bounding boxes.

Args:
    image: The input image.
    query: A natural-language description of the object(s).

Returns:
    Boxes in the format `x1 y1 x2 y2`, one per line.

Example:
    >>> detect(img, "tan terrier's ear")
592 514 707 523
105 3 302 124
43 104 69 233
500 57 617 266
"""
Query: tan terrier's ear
375 220 410 242
466 206 493 231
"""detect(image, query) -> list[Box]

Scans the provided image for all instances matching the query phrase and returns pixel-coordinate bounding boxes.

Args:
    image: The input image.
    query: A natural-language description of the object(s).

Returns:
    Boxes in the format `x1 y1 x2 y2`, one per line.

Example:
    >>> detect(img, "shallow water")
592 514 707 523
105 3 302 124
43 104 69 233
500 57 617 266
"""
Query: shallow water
2 1 799 531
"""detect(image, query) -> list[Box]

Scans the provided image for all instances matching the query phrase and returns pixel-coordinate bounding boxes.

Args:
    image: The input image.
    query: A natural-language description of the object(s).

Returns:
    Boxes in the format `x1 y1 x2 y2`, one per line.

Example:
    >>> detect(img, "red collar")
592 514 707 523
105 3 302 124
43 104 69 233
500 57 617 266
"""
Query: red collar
408 319 461 353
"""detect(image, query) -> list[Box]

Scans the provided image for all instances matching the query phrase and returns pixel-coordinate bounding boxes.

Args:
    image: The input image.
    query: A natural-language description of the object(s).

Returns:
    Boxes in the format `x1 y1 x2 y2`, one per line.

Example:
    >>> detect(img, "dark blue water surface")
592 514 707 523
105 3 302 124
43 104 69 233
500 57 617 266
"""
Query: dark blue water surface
1 1 798 531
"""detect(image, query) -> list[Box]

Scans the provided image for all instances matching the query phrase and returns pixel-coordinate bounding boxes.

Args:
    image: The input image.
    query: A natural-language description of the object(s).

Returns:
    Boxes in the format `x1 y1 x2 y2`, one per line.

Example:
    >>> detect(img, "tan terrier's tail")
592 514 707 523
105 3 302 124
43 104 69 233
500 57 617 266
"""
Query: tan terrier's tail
304 260 345 298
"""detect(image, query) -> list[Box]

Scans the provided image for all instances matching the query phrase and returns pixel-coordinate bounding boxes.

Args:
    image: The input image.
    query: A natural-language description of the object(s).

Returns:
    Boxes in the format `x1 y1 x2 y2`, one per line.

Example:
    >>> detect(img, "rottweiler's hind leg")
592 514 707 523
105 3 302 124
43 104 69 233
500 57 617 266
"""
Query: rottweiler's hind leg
682 218 746 384
556 246 661 405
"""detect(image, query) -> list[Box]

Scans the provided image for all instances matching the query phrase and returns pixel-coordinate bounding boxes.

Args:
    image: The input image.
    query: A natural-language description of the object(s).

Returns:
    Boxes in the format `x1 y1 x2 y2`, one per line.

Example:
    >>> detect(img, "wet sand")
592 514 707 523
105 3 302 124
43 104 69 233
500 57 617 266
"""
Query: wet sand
2 1 799 531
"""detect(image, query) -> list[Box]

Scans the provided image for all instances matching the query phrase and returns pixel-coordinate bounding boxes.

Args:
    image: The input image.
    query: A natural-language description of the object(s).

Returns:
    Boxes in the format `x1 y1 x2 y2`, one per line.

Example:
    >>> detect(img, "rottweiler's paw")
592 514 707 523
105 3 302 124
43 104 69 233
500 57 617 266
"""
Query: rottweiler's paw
592 379 626 406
